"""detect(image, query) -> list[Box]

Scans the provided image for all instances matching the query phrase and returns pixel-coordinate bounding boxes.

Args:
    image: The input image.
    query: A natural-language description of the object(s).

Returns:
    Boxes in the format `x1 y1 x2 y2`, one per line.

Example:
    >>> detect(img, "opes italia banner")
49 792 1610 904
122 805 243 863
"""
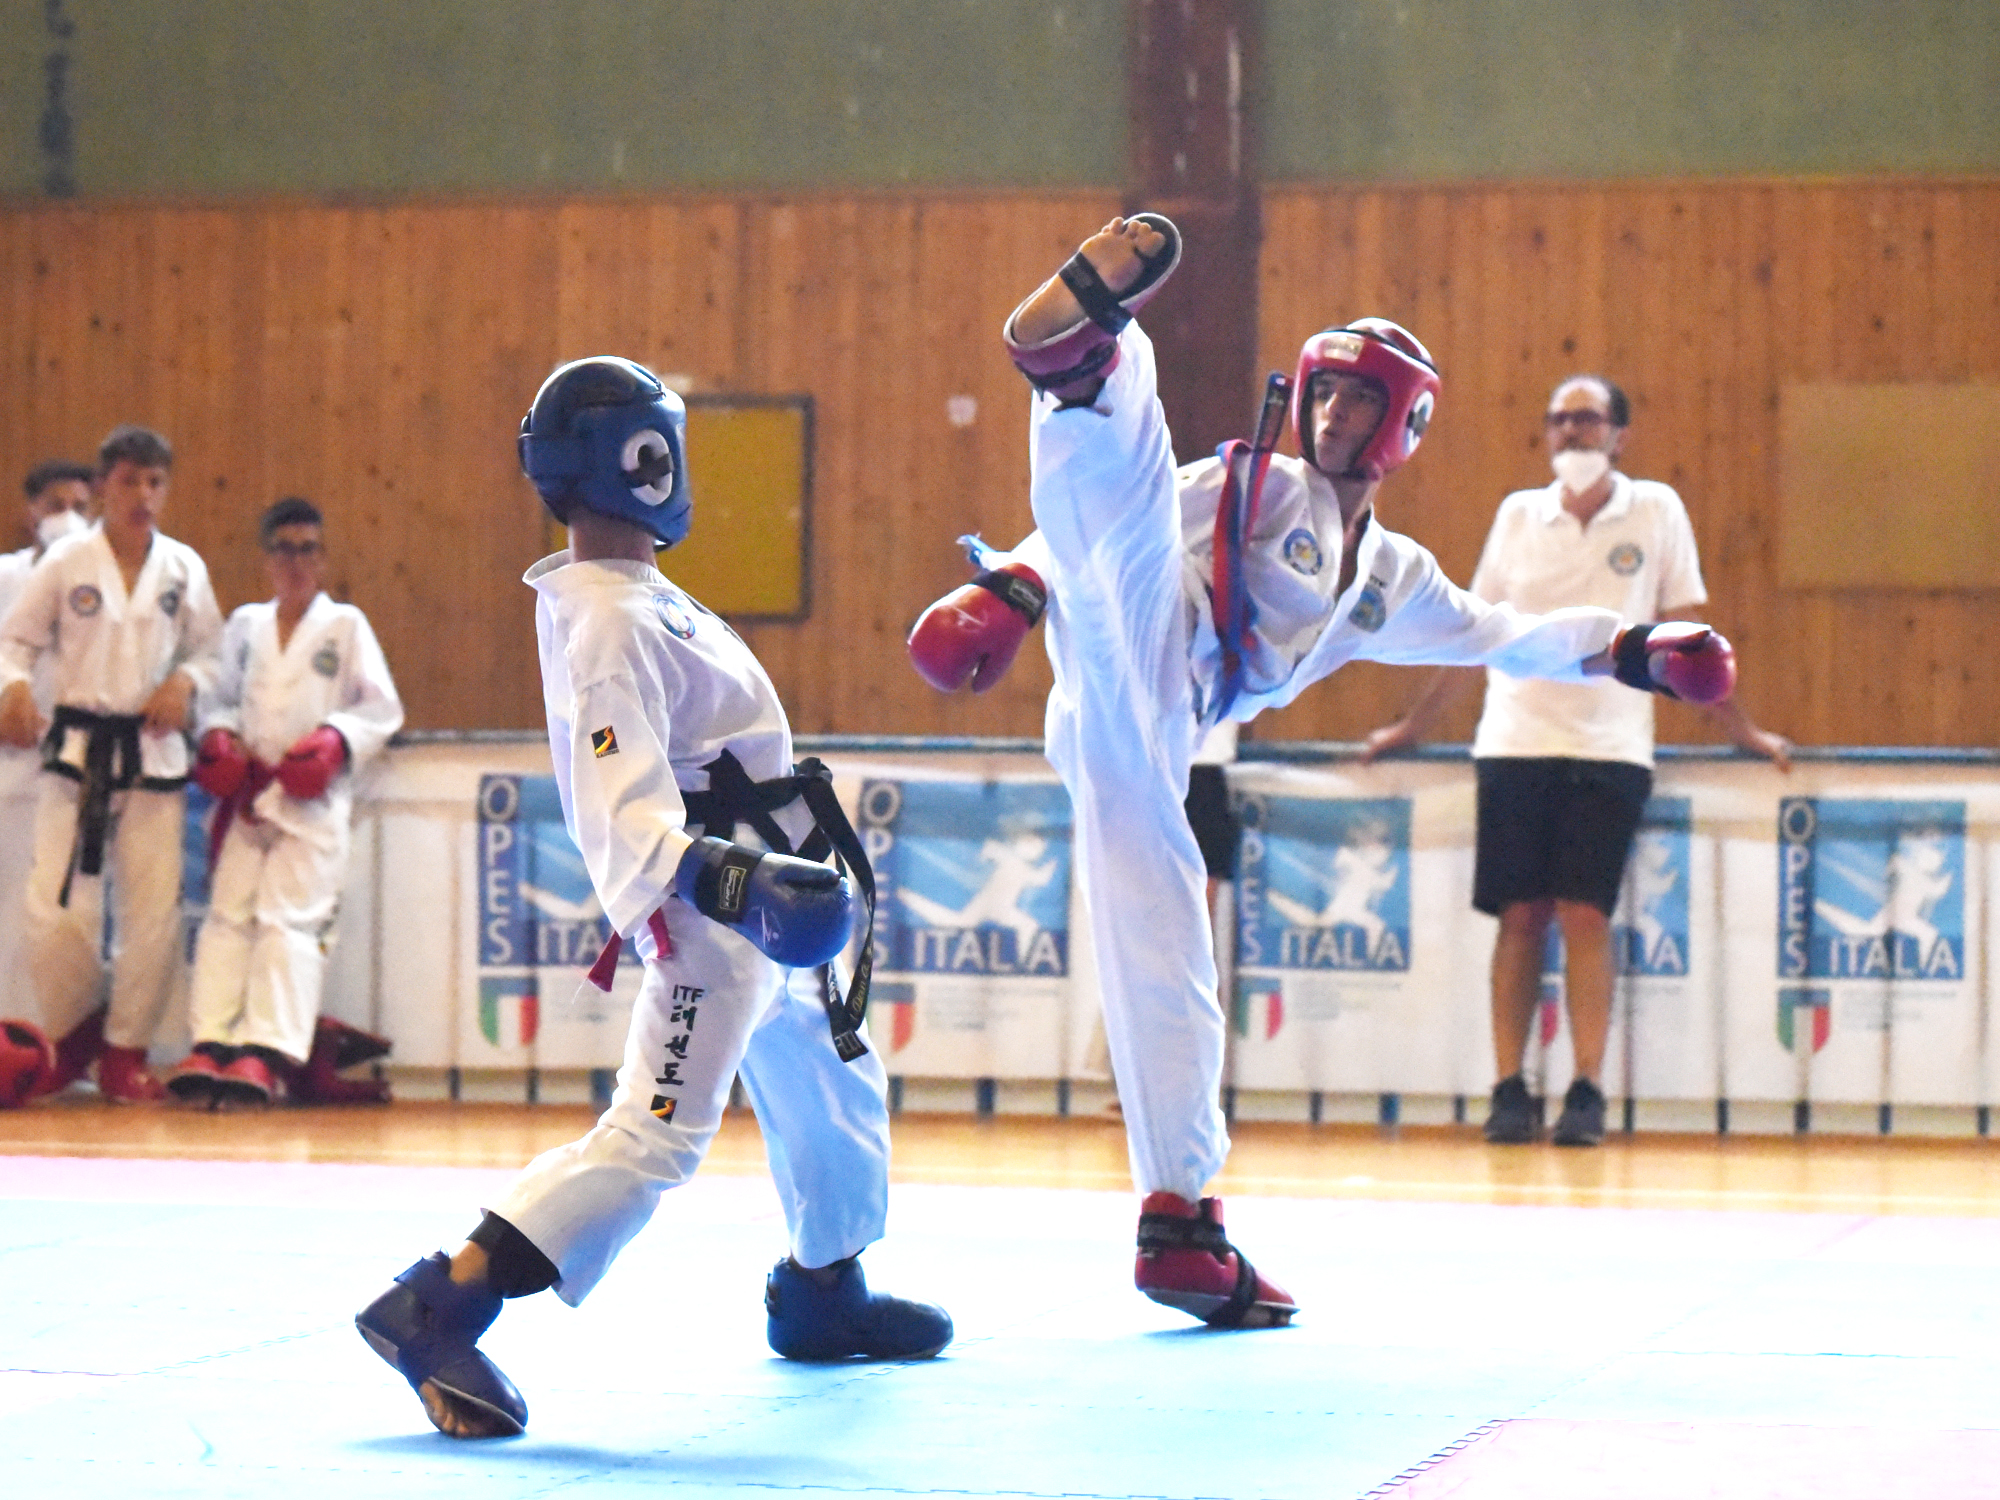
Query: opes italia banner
81 737 2000 1125
843 756 1092 1079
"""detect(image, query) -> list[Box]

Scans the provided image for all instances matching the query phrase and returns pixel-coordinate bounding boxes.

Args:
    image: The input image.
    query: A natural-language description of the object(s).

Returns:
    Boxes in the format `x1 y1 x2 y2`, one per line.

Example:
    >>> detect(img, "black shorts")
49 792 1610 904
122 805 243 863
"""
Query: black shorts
1473 757 1652 918
1183 763 1241 878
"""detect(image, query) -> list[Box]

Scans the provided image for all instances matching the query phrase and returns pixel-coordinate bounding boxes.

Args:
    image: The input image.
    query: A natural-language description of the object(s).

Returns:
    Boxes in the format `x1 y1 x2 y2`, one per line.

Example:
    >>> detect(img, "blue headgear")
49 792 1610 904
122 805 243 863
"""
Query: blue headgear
518 356 692 547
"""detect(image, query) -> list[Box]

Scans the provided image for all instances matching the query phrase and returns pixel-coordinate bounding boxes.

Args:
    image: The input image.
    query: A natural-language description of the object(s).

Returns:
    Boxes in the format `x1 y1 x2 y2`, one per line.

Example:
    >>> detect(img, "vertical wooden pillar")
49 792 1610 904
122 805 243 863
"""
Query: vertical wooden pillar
1127 0 1264 464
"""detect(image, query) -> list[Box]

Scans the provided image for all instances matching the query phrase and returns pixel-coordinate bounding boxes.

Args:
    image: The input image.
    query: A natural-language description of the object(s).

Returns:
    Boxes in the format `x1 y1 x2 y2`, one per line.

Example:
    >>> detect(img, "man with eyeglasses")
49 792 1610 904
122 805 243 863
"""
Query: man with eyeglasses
1365 374 1790 1146
169 496 404 1108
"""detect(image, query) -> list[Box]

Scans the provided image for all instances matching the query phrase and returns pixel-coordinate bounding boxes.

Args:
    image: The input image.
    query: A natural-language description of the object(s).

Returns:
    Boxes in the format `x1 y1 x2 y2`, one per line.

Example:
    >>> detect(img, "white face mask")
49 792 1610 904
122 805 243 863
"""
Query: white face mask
1551 448 1611 495
35 509 88 550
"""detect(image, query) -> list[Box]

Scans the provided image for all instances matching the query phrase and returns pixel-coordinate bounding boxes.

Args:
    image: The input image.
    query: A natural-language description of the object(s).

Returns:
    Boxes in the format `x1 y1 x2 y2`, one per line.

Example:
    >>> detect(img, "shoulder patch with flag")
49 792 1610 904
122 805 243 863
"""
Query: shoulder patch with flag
591 726 619 758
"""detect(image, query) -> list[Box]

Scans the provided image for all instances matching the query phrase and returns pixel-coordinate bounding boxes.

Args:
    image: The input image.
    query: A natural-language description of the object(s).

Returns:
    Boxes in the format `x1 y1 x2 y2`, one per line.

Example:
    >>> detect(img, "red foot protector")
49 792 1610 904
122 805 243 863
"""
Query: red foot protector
1134 1192 1297 1327
211 1051 278 1108
96 1044 166 1104
293 1017 394 1105
165 1048 228 1105
1003 213 1183 395
0 1020 53 1108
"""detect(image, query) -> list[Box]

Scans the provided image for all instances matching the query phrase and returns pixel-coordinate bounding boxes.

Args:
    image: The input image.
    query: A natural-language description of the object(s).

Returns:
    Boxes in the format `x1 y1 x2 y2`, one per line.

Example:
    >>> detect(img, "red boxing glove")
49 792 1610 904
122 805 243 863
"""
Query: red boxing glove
276 725 349 800
907 562 1048 694
192 728 251 800
1612 621 1737 706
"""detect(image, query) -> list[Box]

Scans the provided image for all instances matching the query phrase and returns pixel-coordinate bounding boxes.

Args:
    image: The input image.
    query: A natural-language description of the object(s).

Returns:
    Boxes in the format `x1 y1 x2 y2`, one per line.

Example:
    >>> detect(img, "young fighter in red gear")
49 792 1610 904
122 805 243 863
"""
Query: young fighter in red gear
908 216 1732 1326
169 497 405 1108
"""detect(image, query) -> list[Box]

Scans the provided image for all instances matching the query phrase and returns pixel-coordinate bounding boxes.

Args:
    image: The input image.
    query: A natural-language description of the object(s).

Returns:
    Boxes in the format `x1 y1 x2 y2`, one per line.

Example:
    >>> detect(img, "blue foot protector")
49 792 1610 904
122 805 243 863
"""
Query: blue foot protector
356 1252 528 1436
765 1256 953 1361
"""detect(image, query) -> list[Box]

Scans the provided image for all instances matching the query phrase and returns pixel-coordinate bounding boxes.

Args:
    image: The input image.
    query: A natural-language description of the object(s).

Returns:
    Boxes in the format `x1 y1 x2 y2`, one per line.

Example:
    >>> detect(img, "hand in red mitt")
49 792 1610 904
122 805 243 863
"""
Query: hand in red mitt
1612 621 1737 705
192 728 251 800
276 725 348 800
908 561 1048 694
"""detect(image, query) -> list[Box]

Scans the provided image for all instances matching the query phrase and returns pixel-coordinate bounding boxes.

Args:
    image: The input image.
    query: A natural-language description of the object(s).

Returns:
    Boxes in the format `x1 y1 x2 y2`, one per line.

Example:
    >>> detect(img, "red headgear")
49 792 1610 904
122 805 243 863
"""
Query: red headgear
1292 319 1441 480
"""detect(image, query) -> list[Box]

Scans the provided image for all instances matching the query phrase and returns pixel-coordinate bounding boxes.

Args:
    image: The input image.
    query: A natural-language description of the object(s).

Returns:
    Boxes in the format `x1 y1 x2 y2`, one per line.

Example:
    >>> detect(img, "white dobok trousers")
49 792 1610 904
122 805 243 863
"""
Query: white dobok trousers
490 900 891 1306
1029 326 1228 1202
188 814 349 1063
24 775 186 1050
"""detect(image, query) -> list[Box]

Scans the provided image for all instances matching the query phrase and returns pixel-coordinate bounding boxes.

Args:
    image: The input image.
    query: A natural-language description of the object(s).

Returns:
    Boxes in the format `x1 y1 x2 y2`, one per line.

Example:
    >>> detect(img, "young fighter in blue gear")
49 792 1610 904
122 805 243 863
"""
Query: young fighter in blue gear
358 356 950 1440
910 217 1732 1330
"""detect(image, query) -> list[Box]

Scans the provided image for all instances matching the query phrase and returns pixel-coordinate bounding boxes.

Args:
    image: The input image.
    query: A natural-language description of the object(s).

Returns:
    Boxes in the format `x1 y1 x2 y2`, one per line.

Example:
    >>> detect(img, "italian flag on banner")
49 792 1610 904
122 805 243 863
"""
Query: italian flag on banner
1233 983 1284 1041
479 977 541 1051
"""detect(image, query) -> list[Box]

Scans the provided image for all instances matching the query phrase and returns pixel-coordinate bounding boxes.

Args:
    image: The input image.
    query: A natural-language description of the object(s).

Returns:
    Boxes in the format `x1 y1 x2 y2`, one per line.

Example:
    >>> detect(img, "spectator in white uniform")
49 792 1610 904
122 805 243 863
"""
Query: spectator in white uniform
0 461 96 1026
169 497 405 1108
1364 374 1790 1146
0 426 221 1104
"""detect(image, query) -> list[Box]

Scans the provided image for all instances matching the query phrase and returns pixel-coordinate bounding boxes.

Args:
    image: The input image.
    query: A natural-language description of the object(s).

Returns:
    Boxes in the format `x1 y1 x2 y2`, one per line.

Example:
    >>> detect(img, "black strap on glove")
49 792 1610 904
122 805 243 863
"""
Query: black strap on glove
1612 623 1685 699
972 568 1047 625
683 750 878 1063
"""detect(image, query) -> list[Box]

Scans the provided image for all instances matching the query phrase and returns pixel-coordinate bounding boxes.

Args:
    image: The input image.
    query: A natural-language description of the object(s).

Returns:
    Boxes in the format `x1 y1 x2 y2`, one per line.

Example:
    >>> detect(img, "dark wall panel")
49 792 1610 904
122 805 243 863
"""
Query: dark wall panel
1265 0 2000 181
2 1 1125 198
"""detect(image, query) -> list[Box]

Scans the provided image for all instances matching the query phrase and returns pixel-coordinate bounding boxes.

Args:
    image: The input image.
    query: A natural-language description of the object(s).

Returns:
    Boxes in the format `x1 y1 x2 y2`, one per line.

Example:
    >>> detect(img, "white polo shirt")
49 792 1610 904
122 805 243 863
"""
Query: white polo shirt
1469 472 1706 767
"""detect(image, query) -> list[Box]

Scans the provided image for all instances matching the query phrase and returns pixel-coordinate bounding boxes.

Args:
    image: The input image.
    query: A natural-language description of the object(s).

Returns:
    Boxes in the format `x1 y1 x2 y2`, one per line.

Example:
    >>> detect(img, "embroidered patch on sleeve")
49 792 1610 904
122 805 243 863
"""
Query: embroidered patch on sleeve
591 726 619 758
649 1094 677 1121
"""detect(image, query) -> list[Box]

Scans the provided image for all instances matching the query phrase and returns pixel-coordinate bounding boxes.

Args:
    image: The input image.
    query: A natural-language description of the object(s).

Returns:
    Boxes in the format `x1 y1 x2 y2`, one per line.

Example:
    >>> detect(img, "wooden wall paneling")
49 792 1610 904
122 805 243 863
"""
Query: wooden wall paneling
1 181 1994 744
1664 185 1751 749
473 205 565 728
1714 185 1789 743
734 198 859 729
0 212 32 550
1880 186 1947 743
321 207 394 652
902 197 1029 739
1936 186 2000 745
1766 187 1830 744
549 199 745 390
1819 186 1918 748
851 197 926 734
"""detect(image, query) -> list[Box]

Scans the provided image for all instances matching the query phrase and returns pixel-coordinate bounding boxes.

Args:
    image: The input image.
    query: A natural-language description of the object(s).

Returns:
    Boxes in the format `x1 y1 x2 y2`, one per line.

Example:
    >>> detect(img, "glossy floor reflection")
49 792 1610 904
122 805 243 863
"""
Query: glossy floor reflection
4 1126 1999 1499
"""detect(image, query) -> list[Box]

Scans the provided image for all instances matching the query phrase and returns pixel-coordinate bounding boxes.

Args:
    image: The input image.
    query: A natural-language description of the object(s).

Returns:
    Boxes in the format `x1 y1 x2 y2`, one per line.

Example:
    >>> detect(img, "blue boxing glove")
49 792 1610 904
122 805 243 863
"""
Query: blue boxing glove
672 836 859 968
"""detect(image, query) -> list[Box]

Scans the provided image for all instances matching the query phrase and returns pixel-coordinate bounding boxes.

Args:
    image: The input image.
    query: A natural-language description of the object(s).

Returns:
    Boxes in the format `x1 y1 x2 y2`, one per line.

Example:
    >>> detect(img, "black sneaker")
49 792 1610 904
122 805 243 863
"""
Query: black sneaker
1482 1074 1539 1144
1551 1076 1606 1147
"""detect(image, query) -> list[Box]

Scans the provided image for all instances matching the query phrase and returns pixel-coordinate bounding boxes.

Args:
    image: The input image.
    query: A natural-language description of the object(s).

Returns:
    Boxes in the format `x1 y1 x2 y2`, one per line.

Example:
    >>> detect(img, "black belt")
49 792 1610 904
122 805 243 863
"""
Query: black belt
42 705 184 908
683 750 877 1064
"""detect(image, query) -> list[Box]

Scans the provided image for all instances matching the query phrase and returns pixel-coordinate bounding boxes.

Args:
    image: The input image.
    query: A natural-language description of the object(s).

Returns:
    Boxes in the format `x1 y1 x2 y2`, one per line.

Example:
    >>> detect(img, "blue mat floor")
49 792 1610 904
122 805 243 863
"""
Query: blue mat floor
3 1156 1998 1498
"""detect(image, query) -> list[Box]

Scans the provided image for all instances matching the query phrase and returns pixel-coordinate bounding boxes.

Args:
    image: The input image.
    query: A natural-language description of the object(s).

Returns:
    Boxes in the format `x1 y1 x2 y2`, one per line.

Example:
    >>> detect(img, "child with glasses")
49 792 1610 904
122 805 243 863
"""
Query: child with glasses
170 496 405 1107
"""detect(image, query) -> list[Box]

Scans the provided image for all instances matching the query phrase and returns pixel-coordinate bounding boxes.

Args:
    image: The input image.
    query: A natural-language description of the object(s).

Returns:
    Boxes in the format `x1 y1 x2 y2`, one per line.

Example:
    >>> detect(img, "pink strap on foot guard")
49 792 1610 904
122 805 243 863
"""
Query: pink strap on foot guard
1002 213 1183 394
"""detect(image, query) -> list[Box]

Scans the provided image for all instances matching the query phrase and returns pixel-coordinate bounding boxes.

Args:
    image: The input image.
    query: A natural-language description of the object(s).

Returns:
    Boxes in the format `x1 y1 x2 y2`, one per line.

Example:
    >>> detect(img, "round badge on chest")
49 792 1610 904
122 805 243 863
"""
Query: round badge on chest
1607 542 1644 576
1282 527 1324 577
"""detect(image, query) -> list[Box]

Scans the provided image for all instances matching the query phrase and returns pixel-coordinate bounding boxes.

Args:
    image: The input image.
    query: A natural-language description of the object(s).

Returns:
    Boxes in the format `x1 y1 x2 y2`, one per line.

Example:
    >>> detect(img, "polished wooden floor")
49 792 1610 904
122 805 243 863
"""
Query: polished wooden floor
5 1095 1999 1217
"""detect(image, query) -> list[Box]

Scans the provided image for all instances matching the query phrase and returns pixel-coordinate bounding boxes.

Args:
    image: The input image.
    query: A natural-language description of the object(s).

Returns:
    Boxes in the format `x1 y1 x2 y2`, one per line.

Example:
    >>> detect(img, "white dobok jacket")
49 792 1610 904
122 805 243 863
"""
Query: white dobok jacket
0 527 222 782
199 593 405 843
526 551 808 942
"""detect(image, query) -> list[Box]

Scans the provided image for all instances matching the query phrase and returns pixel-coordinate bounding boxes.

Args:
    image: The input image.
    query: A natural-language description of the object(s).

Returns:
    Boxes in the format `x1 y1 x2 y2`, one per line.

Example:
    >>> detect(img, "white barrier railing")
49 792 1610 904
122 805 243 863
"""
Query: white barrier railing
4 734 1996 1135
